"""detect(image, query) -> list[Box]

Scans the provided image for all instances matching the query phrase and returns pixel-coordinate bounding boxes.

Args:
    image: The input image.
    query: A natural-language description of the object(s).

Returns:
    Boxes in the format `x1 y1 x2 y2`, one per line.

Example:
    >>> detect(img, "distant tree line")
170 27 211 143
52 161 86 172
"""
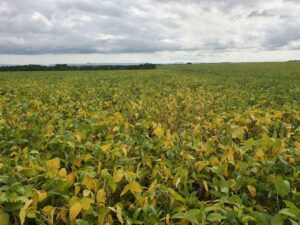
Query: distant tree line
0 63 156 71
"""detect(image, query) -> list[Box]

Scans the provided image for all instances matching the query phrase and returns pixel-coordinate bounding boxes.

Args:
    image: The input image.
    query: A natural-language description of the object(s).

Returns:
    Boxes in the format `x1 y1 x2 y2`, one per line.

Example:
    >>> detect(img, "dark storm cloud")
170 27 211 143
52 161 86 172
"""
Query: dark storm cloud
0 0 299 55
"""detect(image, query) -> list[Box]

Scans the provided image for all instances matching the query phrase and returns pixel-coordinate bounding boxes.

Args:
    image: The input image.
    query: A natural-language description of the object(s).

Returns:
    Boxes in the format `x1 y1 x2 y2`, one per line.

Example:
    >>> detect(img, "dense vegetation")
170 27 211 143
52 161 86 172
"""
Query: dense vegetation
0 62 300 225
0 63 156 72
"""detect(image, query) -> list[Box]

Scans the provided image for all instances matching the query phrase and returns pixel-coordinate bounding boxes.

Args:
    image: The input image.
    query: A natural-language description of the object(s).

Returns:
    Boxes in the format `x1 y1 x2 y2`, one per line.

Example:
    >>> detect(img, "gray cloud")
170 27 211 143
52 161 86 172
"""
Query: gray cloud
264 23 300 50
248 10 275 18
0 0 300 56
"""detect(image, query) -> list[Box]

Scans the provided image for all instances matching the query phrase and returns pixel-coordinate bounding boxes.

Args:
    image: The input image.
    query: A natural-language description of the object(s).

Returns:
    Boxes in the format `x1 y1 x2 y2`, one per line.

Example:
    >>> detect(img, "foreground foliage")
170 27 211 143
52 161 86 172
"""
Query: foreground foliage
0 62 300 225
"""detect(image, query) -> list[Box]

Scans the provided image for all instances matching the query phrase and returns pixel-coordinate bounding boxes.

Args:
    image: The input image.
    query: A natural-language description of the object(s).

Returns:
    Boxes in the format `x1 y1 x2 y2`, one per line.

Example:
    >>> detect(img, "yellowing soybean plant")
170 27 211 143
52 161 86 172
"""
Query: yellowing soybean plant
0 62 300 225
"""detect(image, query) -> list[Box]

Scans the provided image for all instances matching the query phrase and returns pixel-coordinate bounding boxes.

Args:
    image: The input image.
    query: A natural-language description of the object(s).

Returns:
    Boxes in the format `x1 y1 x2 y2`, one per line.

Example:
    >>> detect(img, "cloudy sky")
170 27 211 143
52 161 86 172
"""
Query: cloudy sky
0 0 300 64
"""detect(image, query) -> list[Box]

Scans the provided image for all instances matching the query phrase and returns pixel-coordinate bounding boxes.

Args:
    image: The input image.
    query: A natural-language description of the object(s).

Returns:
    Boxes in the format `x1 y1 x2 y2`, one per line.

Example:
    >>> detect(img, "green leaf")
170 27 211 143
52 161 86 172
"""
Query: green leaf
76 219 90 225
275 176 290 197
172 209 201 224
271 214 287 225
289 219 299 225
97 207 111 225
279 208 296 218
206 213 226 222
251 212 272 225
230 219 239 225
284 201 300 218
168 188 186 203
203 206 216 213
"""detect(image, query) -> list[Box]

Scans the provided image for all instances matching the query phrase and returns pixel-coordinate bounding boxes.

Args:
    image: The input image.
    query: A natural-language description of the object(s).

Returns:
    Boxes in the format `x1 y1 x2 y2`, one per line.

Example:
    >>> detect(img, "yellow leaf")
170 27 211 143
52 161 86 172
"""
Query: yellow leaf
129 181 142 193
286 124 293 138
148 179 157 192
0 163 4 169
120 184 129 196
59 207 68 224
106 214 114 224
153 127 164 138
166 213 170 225
31 192 39 211
42 205 55 224
121 146 128 157
227 149 235 165
81 198 94 210
83 189 91 197
33 99 42 107
101 143 113 153
42 205 54 216
232 127 244 139
46 157 60 172
224 163 228 177
82 176 99 191
230 179 237 192
203 180 209 192
69 203 82 222
66 172 76 184
295 142 300 153
74 132 83 142
44 123 54 137
78 108 87 117
125 171 136 180
72 159 81 168
37 191 48 202
247 185 257 198
196 161 206 172
255 149 265 161
116 205 123 224
75 186 81 196
175 177 181 188
58 168 67 178
0 210 10 225
168 188 185 202
97 189 106 205
114 169 125 183
209 157 219 166
0 119 6 126
19 199 33 225
97 162 102 173
82 154 92 162
69 196 79 207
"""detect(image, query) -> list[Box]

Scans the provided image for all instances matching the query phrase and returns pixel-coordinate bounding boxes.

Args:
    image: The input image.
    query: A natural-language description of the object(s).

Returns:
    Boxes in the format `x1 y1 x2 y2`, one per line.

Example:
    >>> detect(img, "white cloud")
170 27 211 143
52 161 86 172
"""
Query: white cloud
0 0 299 63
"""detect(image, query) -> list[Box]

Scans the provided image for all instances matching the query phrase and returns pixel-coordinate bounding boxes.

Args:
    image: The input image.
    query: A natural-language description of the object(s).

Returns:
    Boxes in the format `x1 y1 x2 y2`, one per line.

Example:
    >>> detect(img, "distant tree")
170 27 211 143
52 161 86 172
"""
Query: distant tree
0 63 156 72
